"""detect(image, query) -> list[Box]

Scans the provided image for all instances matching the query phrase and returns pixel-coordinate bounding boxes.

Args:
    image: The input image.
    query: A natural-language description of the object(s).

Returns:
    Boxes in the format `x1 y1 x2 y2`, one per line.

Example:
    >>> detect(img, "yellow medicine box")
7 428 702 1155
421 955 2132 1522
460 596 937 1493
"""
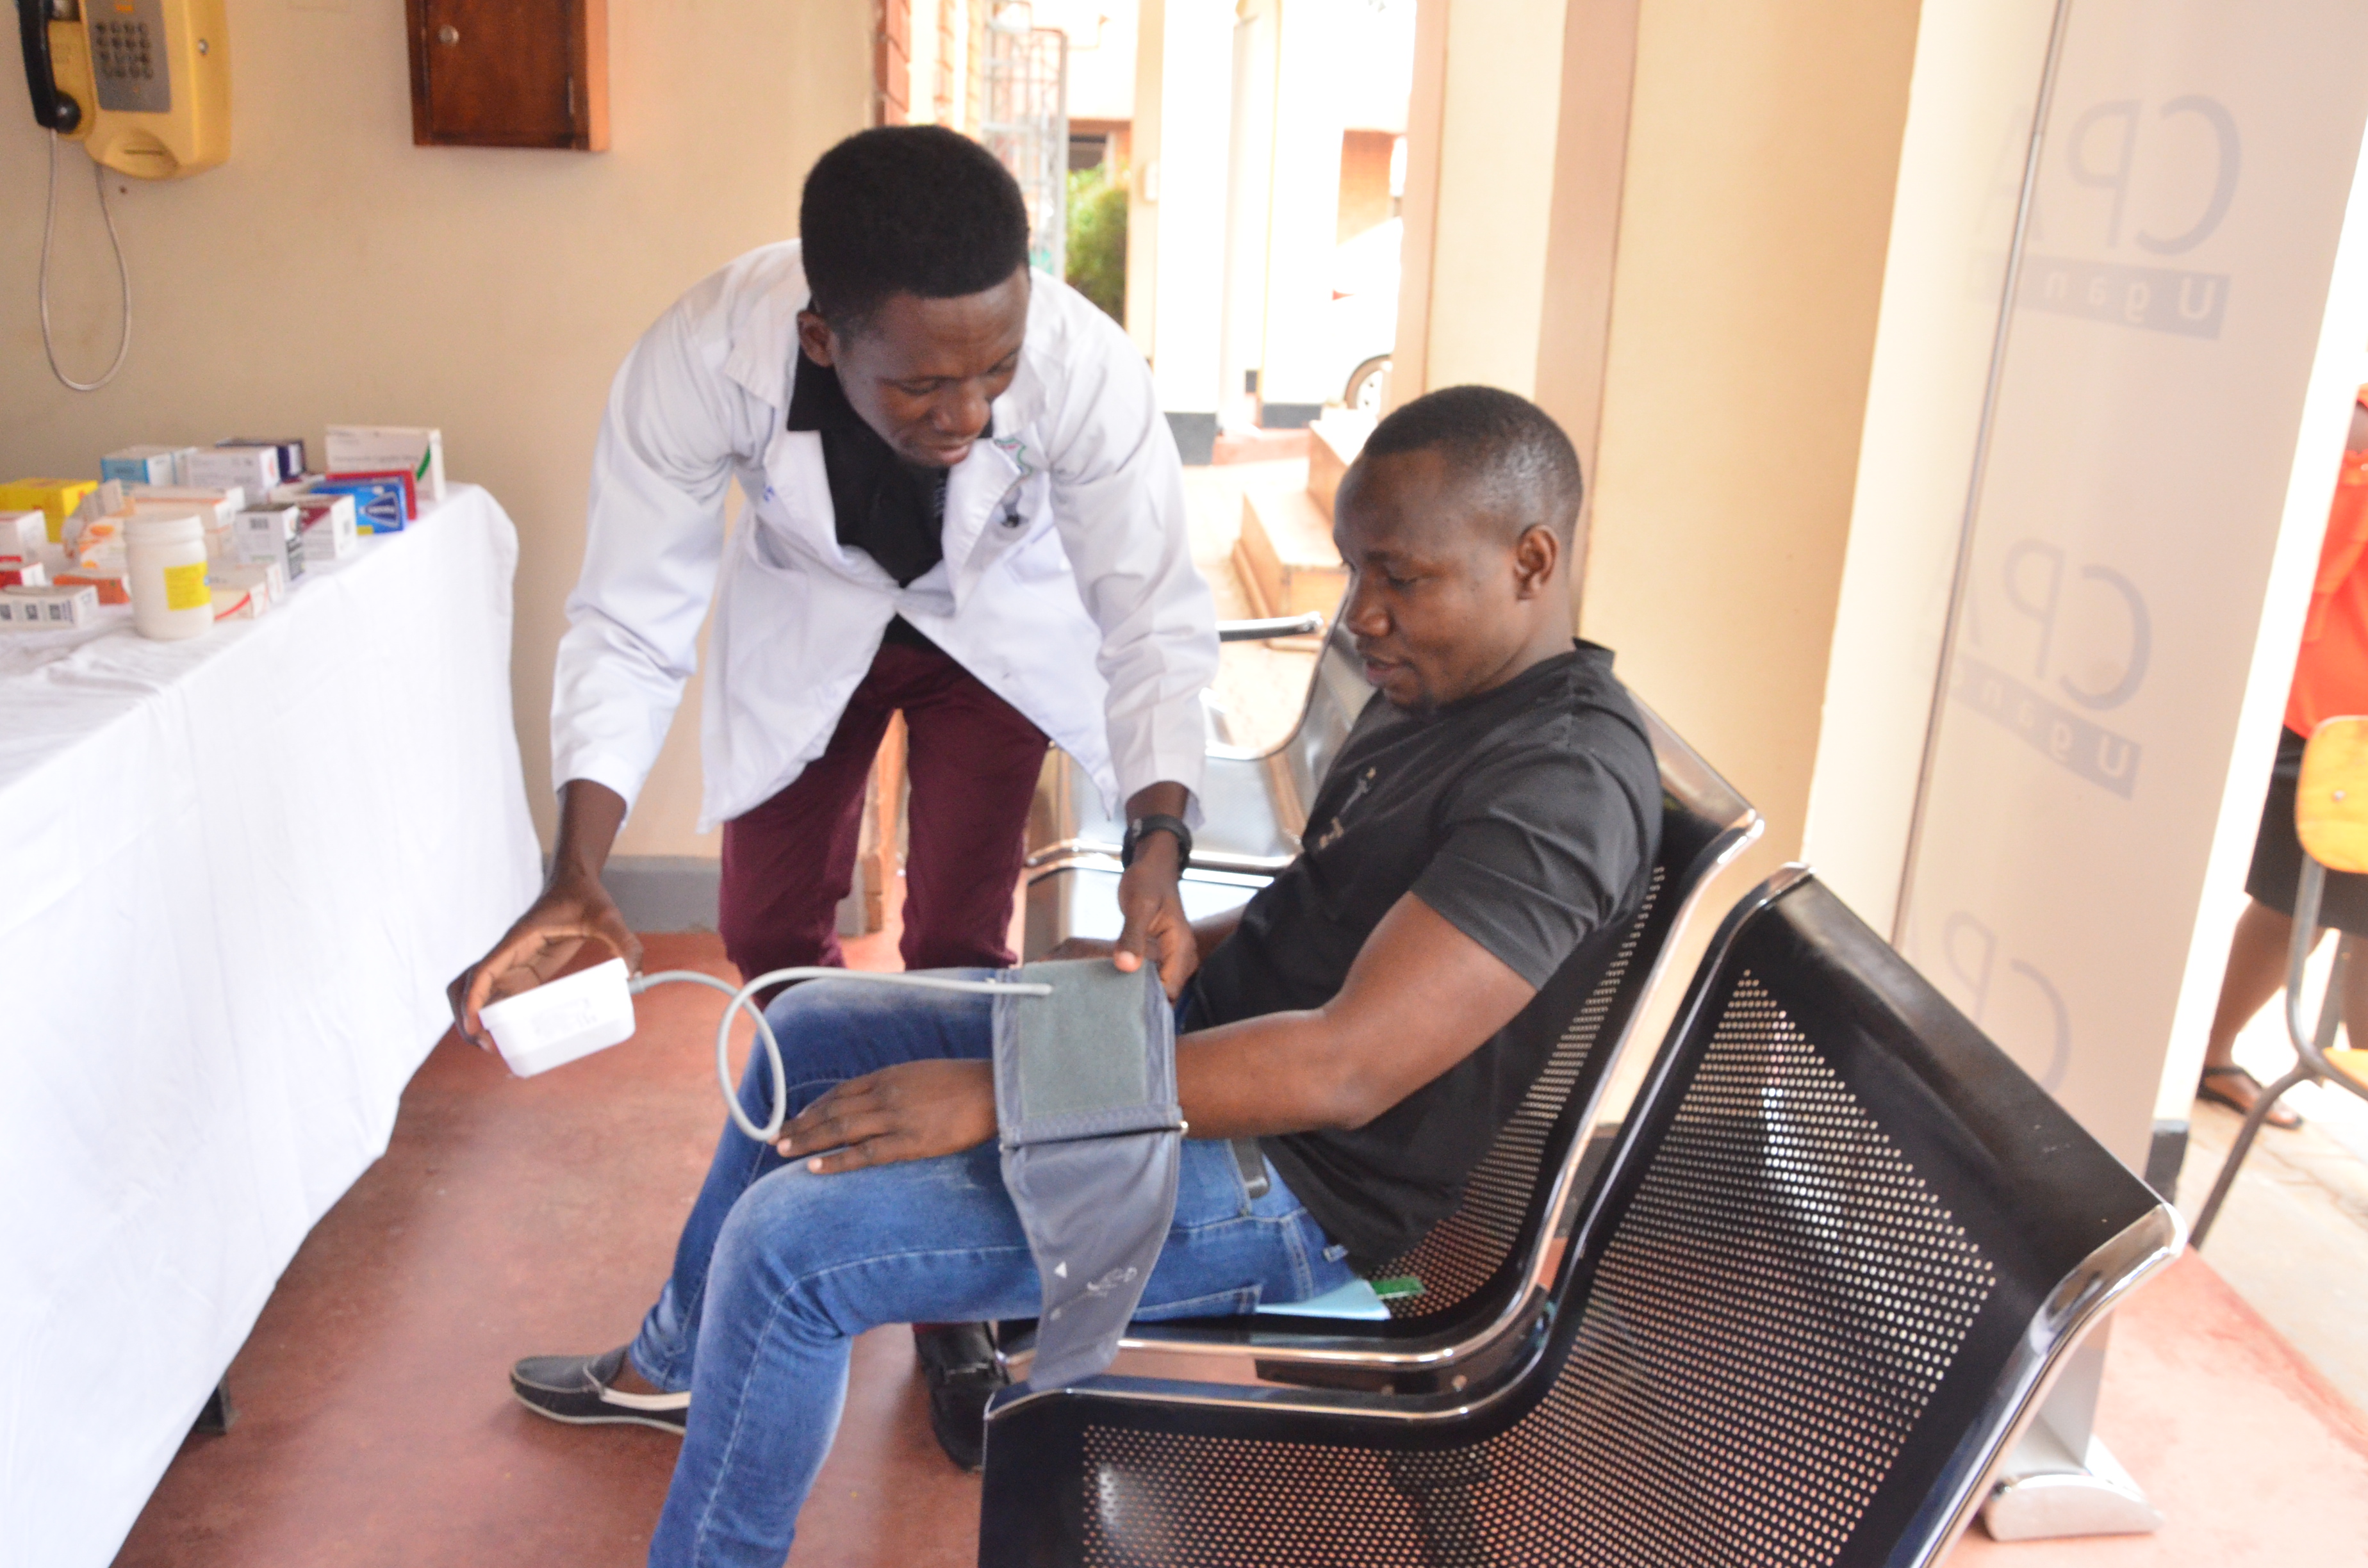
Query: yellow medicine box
0 480 100 543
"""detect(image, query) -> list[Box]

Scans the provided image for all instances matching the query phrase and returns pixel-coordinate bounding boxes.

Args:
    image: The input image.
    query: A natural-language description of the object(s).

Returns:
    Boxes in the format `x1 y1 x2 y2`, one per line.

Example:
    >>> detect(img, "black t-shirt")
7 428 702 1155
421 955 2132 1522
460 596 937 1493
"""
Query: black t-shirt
1188 642 1660 1264
789 350 980 648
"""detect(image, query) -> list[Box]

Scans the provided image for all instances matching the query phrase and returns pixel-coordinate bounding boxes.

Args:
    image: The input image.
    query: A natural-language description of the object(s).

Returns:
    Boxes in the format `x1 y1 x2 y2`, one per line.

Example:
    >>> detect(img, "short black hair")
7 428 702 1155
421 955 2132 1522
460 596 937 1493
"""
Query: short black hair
799 126 1032 332
1356 385 1585 547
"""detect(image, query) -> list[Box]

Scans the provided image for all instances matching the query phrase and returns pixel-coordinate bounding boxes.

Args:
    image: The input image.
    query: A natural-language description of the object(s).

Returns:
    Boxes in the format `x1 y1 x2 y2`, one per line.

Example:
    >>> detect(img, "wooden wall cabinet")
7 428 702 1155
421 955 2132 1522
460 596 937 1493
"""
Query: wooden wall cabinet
405 0 609 151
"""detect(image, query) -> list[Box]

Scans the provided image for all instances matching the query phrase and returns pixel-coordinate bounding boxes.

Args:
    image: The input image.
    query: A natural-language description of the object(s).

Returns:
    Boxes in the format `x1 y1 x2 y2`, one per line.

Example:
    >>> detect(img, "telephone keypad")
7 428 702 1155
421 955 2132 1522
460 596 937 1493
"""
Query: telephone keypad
89 1 174 116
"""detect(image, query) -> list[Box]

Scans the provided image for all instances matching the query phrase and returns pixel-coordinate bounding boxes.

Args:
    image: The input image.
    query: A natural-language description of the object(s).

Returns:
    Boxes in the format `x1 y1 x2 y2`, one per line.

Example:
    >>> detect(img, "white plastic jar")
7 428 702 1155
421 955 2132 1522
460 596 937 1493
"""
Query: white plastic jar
126 512 214 641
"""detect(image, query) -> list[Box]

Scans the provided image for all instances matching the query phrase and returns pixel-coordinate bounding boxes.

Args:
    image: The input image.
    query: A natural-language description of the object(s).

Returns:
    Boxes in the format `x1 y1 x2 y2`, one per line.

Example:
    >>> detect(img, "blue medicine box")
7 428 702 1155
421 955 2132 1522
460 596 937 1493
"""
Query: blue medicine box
101 446 186 486
308 477 405 535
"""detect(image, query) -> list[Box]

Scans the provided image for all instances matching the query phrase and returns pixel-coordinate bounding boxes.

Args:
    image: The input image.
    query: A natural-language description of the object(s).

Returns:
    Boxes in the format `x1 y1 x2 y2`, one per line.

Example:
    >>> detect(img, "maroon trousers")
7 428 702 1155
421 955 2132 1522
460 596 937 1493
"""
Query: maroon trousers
717 639 1049 981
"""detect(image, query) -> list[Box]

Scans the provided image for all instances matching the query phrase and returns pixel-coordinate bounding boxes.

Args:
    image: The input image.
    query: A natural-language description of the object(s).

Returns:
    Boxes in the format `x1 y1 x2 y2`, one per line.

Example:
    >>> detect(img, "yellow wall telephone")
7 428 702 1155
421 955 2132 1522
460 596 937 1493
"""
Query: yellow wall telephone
19 0 227 178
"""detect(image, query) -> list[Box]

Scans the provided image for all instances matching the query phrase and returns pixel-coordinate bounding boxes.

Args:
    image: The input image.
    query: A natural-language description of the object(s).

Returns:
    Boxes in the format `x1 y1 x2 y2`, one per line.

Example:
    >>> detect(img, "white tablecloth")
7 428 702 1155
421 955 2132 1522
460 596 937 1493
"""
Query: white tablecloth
0 485 542 1565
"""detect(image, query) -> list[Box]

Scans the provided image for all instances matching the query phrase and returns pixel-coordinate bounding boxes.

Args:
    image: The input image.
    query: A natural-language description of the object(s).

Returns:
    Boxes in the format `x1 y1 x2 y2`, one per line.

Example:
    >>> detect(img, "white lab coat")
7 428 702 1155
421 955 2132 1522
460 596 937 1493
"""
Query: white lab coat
552 241 1217 830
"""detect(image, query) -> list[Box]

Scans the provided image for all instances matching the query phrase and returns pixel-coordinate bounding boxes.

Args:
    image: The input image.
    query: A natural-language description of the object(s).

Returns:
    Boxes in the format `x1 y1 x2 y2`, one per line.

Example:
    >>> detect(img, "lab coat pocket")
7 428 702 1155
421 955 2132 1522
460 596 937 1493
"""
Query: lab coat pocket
962 475 1058 587
1004 521 1076 587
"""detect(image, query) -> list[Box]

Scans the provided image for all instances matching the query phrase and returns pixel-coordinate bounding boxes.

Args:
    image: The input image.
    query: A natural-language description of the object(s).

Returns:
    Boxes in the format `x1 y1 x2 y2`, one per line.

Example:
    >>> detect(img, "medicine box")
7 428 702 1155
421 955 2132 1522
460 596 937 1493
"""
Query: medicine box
54 571 128 606
0 583 101 630
326 468 418 521
0 557 48 589
309 477 404 535
70 516 129 574
293 493 359 562
3 512 44 553
234 507 307 585
127 485 246 521
101 446 195 486
222 438 306 482
185 445 283 498
72 481 124 527
208 564 277 620
0 480 99 543
325 426 444 506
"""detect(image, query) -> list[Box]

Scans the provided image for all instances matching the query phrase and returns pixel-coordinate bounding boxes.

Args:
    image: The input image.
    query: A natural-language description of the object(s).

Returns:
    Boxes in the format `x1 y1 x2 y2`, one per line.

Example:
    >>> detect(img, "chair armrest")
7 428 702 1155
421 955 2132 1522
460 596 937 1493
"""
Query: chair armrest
994 1271 1560 1401
1217 613 1326 643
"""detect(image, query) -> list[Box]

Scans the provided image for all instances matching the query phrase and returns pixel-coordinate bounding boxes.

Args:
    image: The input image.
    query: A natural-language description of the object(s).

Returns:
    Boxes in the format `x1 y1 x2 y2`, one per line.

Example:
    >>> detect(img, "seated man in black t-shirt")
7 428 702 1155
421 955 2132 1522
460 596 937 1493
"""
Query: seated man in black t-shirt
512 386 1661 1568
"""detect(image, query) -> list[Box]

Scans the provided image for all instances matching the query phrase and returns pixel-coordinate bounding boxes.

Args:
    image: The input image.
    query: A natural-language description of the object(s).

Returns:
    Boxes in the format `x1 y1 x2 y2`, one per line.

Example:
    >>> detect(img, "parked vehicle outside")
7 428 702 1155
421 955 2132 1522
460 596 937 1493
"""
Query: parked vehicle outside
1327 217 1400 414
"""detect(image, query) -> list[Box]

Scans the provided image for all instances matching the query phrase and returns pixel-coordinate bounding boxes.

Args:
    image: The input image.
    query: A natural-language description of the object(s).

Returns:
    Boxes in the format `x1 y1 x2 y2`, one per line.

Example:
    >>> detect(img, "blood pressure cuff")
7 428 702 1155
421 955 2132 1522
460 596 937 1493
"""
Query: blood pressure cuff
992 959 1183 1390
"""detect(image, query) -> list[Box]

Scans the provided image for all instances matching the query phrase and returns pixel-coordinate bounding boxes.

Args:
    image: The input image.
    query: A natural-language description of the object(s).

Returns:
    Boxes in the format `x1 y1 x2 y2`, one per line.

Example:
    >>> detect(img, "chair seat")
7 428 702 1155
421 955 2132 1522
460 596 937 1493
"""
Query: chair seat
2326 1047 2368 1093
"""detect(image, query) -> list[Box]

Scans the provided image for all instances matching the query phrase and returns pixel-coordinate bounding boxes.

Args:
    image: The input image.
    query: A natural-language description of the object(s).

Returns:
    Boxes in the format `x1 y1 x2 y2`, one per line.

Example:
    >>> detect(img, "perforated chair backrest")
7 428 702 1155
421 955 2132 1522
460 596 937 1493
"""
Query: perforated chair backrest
980 871 2180 1568
1368 695 1756 1327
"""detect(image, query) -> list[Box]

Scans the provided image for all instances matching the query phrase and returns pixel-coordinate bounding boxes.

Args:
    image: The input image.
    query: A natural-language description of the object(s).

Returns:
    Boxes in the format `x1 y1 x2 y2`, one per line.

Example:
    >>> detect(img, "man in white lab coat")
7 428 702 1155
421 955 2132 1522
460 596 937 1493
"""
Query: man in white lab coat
451 126 1215 1048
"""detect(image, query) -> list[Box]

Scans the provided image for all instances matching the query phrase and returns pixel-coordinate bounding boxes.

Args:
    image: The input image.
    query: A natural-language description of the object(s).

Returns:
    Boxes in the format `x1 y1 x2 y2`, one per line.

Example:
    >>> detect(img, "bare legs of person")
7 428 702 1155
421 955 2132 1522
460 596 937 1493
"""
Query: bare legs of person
2198 898 2368 1130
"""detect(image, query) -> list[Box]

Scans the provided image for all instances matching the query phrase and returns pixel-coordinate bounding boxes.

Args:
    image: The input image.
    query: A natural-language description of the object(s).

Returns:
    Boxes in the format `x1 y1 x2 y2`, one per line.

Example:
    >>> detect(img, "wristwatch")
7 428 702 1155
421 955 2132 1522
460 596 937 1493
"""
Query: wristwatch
1121 812 1194 869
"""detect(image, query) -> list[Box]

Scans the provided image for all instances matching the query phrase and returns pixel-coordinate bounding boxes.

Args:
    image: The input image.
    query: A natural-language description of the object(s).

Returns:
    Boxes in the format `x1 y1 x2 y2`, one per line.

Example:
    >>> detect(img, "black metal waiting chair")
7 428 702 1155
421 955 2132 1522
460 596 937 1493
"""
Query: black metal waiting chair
991 613 1759 1397
976 867 2183 1567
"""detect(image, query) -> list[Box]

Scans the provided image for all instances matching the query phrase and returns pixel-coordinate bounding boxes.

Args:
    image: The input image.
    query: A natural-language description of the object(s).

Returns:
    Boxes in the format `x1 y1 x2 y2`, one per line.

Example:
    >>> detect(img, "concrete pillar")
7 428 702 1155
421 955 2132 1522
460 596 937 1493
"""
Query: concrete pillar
1392 0 1572 404
1529 0 1643 489
1139 0 1235 460
1218 1 1279 432
1124 0 1165 360
1253 0 1348 424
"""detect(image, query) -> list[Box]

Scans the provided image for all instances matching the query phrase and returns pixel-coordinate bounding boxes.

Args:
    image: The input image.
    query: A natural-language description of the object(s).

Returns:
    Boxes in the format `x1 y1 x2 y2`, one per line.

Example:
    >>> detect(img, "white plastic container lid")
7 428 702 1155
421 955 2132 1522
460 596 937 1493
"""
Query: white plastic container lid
479 958 639 1078
126 512 206 546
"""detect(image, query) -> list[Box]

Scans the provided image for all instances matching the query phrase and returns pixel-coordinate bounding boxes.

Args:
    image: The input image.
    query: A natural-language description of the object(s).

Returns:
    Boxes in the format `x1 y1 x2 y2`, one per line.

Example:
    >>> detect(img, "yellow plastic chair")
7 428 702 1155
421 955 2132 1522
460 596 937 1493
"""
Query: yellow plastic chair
2194 715 2368 1243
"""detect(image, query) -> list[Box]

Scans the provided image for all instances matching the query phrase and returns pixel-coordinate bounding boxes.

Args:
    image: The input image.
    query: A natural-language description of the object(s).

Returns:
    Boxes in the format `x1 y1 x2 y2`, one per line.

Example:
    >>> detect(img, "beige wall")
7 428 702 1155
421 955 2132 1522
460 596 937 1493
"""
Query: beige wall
1578 0 1923 908
0 0 871 860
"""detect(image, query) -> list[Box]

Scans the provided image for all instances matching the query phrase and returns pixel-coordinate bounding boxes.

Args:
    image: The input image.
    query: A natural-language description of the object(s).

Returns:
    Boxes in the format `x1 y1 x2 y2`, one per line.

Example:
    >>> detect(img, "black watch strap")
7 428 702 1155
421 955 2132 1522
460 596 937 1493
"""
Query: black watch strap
1121 812 1194 869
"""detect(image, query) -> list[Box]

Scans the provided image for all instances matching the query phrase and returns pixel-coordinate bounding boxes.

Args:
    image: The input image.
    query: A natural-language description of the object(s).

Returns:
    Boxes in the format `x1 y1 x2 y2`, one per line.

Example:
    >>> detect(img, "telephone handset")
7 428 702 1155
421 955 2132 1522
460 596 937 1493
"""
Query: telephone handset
18 0 227 179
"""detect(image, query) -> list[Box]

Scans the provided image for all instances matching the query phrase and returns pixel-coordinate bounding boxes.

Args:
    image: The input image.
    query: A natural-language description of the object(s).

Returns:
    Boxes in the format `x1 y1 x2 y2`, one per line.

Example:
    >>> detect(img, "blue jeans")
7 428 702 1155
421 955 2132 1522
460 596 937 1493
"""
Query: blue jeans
630 972 1354 1568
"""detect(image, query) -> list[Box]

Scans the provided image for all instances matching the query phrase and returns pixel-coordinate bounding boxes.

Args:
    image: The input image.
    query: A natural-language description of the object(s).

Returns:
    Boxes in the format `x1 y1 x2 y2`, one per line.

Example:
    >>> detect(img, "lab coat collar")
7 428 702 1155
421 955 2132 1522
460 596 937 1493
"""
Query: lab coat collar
720 247 809 409
942 436 1024 605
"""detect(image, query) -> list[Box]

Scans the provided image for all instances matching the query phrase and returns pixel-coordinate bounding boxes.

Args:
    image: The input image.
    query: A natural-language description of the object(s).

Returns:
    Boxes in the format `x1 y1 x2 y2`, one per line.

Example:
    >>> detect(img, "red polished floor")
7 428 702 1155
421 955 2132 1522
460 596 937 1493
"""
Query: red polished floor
115 923 2368 1567
112 926 975 1568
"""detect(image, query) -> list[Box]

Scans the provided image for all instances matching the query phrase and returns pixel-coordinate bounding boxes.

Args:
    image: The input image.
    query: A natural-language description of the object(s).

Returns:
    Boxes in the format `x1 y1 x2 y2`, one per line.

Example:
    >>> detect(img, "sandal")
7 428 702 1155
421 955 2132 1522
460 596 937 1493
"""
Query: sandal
2198 1064 2302 1130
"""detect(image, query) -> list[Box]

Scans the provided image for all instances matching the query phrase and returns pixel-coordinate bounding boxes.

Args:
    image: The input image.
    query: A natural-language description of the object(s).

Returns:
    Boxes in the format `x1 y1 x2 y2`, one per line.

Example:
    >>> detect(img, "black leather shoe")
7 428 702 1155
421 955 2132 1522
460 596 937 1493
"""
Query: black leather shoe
912 1322 1007 1471
510 1346 689 1434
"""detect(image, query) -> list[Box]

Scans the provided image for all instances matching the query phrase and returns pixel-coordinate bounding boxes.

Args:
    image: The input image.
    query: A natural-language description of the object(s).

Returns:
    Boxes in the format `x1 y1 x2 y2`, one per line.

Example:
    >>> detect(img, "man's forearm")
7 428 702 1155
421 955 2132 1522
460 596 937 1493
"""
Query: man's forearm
1124 780 1191 828
550 779 629 886
1174 894 1542 1142
1176 1009 1359 1139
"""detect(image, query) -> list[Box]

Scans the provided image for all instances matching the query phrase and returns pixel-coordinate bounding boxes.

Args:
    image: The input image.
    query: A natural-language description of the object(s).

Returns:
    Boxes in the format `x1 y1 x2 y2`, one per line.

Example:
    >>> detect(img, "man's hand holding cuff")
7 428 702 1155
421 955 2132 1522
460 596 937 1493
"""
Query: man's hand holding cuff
1113 782 1197 1000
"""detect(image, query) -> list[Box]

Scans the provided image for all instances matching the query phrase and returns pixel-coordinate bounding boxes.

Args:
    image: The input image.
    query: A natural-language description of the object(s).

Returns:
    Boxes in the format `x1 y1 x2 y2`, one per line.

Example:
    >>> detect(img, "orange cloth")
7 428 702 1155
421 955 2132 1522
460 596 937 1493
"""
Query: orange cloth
2287 446 2368 737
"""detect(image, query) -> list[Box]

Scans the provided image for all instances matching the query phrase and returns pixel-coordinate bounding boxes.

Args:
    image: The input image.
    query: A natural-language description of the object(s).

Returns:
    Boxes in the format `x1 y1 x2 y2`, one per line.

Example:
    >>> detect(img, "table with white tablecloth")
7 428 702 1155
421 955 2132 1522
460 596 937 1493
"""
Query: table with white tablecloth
0 484 543 1567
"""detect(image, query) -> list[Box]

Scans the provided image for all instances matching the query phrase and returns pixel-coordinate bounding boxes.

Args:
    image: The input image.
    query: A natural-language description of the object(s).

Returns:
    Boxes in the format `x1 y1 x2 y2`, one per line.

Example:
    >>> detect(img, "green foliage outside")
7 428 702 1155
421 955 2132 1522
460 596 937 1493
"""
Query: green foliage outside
1065 165 1128 324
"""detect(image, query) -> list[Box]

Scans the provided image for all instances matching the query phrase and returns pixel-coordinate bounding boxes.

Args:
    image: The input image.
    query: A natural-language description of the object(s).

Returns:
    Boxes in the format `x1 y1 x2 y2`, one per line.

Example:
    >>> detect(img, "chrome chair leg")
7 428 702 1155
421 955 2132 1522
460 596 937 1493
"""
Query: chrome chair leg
2191 1059 2313 1246
2195 859 2346 1248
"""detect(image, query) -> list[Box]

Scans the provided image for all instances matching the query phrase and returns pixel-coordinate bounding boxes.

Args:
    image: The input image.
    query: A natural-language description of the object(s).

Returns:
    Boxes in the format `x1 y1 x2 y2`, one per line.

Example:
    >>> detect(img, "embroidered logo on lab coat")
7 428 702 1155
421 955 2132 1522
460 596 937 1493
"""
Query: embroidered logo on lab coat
991 435 1034 481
